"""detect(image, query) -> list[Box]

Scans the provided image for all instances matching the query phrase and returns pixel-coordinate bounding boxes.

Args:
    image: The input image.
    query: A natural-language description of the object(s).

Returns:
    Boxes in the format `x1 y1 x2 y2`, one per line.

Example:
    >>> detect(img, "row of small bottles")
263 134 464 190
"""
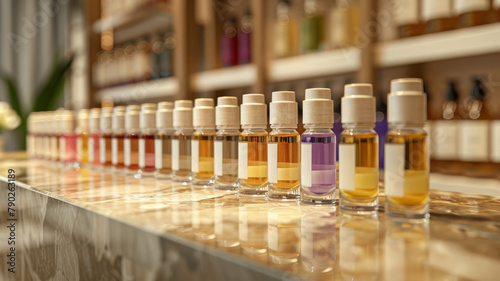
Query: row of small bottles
94 32 175 89
429 78 500 179
392 0 500 39
27 78 429 218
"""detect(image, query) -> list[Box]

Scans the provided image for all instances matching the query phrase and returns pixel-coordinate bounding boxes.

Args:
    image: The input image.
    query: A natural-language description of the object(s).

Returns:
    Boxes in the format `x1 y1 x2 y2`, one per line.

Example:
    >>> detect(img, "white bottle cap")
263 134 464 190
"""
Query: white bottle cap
140 103 157 130
241 93 267 128
342 84 376 124
89 108 101 132
125 105 141 131
100 107 113 133
303 88 333 127
270 91 297 127
388 78 427 126
77 109 89 132
112 106 126 132
173 100 193 129
60 110 75 134
157 102 174 129
193 98 215 128
51 111 61 135
216 96 239 129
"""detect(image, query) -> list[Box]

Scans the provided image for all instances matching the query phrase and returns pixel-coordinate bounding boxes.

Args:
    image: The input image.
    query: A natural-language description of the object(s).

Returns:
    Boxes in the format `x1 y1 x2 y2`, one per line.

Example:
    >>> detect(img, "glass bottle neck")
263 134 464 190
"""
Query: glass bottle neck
342 123 375 129
303 127 333 134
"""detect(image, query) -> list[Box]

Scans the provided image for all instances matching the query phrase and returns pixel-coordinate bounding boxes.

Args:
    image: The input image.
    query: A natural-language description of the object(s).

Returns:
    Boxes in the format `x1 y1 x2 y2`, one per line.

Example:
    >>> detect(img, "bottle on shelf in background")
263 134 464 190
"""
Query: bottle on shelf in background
238 8 253 65
422 0 455 33
124 43 137 84
329 0 359 49
394 0 423 38
376 0 398 42
134 38 152 82
301 0 326 53
155 102 175 179
191 99 216 186
114 46 127 86
267 91 301 201
274 0 299 58
385 78 429 219
458 77 495 178
172 100 194 183
124 105 141 175
221 16 239 67
431 81 461 175
139 104 158 176
339 84 379 212
88 108 101 167
76 109 89 166
100 108 114 169
60 110 78 167
214 97 240 190
158 31 175 78
454 0 493 28
112 106 126 171
300 88 336 204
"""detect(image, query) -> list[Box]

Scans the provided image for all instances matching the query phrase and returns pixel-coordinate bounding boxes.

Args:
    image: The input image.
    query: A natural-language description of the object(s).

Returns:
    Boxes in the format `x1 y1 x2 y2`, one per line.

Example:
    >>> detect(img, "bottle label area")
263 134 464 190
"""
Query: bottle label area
112 138 118 165
238 142 248 179
385 143 405 197
432 120 459 160
172 139 179 171
191 140 199 172
301 143 312 187
268 143 278 183
155 139 163 169
139 138 145 168
100 138 106 164
214 141 223 176
339 144 356 191
124 139 130 166
459 120 489 162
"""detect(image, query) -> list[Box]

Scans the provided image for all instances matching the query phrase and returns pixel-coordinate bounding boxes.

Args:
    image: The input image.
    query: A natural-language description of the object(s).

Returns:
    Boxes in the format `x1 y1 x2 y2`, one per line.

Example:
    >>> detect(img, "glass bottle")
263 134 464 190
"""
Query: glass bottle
458 78 495 178
220 16 238 67
99 108 113 169
160 30 175 78
301 88 336 204
76 109 90 166
172 100 194 183
26 113 35 158
330 0 357 49
274 0 299 58
394 0 423 38
50 111 61 162
60 110 77 168
385 78 429 219
339 84 379 212
139 103 157 176
155 102 174 179
238 8 252 64
454 0 492 27
150 35 163 80
124 105 141 175
268 91 300 201
302 0 325 53
214 97 240 190
134 39 151 82
111 106 126 171
88 108 101 168
191 98 216 186
422 0 455 33
239 94 268 196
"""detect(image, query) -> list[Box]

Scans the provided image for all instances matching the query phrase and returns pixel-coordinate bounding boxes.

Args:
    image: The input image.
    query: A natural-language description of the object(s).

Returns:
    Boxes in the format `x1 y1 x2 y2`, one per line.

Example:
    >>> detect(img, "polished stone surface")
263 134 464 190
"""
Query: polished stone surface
1 160 500 280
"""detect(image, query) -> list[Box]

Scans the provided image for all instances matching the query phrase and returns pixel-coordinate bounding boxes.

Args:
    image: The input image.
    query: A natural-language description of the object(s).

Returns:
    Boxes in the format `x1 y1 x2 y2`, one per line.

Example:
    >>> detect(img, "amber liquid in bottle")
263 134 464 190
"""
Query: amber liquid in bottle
192 131 215 185
91 132 101 166
339 130 379 202
172 131 192 182
101 133 113 167
214 132 239 189
126 133 140 172
113 134 125 169
78 132 89 165
267 130 301 200
142 133 156 173
385 129 429 207
155 131 172 178
239 131 268 194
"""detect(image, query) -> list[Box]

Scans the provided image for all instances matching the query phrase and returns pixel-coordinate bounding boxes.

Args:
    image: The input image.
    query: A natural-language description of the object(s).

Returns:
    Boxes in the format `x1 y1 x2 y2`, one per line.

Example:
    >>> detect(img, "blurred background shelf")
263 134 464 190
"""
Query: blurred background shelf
270 48 360 82
96 77 178 103
377 23 500 68
192 64 257 92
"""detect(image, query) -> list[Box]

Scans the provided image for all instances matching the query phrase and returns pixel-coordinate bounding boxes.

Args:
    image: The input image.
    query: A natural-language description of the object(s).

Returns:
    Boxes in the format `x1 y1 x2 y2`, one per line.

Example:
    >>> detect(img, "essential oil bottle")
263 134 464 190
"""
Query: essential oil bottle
385 78 429 219
155 102 174 179
100 108 113 169
300 88 336 204
50 111 61 162
60 110 77 168
138 103 157 177
339 84 379 212
191 98 216 186
111 106 126 171
238 94 268 196
124 105 141 175
172 100 194 183
88 108 101 167
268 91 300 201
76 109 90 166
214 97 240 190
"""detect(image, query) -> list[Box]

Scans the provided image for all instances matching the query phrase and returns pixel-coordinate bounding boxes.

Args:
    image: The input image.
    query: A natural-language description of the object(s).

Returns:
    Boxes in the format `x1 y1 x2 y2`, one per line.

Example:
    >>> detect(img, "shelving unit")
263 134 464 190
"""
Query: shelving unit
192 64 256 92
96 77 178 103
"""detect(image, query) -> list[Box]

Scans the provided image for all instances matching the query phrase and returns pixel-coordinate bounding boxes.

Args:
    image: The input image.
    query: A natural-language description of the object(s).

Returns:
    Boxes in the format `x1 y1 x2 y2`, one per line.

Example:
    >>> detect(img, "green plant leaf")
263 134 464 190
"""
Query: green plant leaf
1 74 27 149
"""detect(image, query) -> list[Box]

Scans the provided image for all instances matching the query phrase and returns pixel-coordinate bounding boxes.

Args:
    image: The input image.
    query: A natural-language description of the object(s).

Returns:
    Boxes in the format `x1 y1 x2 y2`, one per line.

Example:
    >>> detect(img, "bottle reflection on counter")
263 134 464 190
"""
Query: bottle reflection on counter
192 201 215 243
239 197 268 261
215 196 240 251
267 202 301 268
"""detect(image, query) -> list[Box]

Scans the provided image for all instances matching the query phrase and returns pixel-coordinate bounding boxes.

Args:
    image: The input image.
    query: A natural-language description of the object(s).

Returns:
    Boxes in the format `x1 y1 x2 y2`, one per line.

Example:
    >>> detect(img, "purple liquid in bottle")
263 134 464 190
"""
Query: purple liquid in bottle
301 132 336 195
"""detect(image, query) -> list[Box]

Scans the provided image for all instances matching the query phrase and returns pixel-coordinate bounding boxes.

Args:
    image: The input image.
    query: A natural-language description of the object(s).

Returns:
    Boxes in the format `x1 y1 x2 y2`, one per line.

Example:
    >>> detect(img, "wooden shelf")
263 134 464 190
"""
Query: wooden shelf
192 64 257 92
93 3 172 44
96 77 178 103
377 23 500 67
270 48 360 82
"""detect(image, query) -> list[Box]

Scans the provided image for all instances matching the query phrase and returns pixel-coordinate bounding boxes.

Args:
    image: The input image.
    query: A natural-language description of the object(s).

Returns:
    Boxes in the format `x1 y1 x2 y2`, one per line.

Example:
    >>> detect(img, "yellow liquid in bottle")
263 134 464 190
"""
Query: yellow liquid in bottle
386 130 429 206
268 132 300 190
79 132 89 164
193 132 215 180
340 131 379 200
239 133 268 186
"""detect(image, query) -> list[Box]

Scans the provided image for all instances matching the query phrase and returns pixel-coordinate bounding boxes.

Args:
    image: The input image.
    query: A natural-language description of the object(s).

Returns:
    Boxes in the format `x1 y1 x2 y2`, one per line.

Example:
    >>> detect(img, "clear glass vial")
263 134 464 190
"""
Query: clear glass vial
76 109 90 166
214 96 240 190
155 102 174 179
172 100 194 183
88 108 101 168
301 88 336 204
124 105 141 175
100 108 113 170
339 84 379 213
385 78 429 219
138 103 158 177
238 94 268 196
111 106 126 171
191 98 216 186
268 91 300 201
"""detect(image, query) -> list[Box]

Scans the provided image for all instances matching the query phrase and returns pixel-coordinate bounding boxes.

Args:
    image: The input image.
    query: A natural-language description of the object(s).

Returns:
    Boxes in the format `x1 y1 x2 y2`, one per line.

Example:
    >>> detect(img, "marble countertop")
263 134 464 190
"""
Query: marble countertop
1 160 500 280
